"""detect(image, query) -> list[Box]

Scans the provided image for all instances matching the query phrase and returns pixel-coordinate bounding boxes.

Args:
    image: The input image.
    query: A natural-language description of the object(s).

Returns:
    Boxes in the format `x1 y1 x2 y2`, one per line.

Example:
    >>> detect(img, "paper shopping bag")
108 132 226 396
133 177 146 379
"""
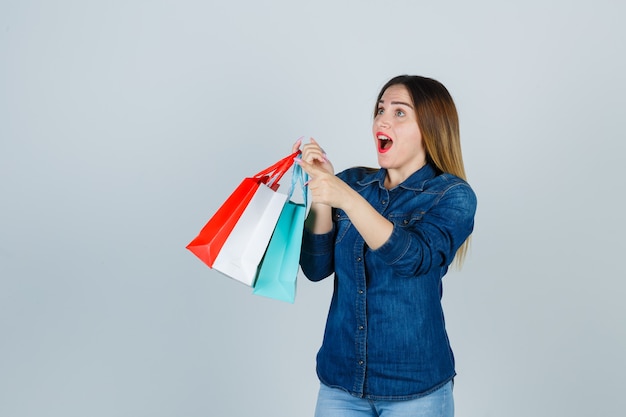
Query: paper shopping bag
253 163 308 302
211 182 288 286
186 151 299 269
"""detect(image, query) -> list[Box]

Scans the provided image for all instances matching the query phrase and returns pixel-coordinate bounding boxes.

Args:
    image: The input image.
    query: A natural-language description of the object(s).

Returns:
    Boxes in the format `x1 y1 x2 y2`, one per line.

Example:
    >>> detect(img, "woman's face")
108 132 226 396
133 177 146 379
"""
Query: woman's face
373 84 427 178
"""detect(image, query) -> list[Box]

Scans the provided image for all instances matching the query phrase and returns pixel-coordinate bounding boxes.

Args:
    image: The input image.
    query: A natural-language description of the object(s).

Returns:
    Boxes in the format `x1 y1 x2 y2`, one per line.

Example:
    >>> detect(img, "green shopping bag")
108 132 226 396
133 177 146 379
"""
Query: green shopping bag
252 163 308 303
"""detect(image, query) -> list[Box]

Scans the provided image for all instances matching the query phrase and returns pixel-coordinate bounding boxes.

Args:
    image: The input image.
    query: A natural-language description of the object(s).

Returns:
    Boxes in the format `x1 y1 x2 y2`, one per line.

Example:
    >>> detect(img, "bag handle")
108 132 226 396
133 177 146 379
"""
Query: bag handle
257 150 301 189
253 150 299 178
286 159 308 204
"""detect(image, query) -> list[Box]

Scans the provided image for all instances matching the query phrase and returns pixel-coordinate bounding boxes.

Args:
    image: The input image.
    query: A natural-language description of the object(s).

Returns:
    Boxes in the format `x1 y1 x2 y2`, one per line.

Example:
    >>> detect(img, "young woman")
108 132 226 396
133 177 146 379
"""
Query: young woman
294 75 477 417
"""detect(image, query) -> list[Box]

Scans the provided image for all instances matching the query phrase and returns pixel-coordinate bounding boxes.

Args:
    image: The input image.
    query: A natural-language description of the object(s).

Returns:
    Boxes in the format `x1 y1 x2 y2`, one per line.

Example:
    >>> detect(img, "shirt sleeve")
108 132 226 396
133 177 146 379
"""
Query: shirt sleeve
372 182 477 276
300 227 335 282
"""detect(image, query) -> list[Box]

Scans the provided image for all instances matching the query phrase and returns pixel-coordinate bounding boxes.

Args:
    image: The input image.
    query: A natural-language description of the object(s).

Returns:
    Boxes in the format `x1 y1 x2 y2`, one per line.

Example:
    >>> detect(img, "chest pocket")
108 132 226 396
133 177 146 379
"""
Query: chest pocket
387 211 425 229
333 209 352 244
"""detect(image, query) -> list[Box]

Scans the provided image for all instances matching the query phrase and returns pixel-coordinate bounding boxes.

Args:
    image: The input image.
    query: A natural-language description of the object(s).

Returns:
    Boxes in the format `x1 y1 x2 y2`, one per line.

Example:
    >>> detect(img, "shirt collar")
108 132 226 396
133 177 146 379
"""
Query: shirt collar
356 163 438 191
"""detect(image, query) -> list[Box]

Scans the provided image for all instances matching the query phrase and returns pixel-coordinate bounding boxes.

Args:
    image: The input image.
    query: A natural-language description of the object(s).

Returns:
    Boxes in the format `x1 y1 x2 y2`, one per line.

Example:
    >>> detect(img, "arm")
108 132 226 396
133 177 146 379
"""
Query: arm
372 182 476 275
295 157 394 251
322 179 393 250
293 138 335 281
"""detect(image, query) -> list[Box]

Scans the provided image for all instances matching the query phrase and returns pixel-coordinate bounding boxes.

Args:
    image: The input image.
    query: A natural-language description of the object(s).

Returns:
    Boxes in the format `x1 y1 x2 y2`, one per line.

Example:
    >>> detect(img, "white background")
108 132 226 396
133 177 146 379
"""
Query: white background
1 1 624 416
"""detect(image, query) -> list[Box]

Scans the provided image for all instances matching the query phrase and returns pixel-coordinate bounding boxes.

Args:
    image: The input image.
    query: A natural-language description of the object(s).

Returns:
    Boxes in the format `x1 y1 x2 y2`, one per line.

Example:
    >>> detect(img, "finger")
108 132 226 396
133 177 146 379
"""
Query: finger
291 137 302 153
294 157 322 177
301 146 325 164
309 138 327 161
302 146 326 164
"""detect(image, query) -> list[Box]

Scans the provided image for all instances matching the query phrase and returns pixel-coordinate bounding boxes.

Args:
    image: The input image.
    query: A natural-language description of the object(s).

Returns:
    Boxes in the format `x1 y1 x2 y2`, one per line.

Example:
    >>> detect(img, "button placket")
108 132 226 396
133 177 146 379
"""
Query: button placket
353 239 367 393
377 188 390 215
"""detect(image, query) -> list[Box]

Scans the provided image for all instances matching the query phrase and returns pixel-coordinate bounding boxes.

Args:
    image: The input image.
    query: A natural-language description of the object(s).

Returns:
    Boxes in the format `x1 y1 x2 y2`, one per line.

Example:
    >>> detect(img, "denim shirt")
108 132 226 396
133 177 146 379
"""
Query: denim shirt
300 163 477 400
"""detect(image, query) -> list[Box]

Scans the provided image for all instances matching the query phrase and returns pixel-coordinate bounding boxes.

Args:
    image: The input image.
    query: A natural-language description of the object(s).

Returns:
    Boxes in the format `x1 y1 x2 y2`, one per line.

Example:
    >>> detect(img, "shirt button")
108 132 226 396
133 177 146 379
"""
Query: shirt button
356 257 362 262
358 325 364 330
403 219 409 225
381 200 387 205
358 360 364 366
358 290 364 294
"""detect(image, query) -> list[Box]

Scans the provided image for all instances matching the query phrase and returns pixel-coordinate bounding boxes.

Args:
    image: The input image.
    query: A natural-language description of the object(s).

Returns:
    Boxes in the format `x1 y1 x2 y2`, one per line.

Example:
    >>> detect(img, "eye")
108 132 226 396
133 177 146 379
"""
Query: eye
395 109 406 117
376 107 384 115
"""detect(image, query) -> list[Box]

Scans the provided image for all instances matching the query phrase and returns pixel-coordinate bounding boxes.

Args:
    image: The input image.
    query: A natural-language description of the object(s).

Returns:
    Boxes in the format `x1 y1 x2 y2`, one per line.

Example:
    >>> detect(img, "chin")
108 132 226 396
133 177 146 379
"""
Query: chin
376 156 391 169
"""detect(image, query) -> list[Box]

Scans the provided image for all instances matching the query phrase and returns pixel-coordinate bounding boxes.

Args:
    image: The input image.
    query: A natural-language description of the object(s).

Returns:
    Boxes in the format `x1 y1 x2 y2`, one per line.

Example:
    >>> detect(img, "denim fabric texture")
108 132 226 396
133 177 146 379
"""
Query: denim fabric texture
300 163 476 400
314 381 454 417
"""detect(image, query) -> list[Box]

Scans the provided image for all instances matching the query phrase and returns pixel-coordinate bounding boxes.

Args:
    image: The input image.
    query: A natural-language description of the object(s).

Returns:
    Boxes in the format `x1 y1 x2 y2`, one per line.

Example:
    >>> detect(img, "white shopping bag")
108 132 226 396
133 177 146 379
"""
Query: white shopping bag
212 182 288 286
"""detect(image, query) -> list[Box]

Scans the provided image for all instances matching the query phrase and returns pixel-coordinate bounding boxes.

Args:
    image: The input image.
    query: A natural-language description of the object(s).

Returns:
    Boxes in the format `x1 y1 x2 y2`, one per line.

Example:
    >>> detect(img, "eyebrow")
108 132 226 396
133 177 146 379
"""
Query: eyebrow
378 99 414 109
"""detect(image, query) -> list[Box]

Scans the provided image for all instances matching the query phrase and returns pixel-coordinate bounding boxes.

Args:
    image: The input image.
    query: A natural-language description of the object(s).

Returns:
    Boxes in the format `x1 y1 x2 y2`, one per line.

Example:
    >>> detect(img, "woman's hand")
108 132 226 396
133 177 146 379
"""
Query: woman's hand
296 158 354 210
292 137 334 176
291 138 335 234
292 138 347 209
292 138 393 247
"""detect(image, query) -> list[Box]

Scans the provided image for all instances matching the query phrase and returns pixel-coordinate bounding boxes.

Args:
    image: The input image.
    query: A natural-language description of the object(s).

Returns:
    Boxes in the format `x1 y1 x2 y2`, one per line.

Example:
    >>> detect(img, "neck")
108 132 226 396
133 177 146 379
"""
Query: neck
384 161 427 189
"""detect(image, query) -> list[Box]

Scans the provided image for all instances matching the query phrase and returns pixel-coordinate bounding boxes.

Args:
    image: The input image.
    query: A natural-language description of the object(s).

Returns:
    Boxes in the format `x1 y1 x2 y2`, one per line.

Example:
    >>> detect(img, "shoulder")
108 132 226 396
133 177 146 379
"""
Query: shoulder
429 172 474 192
426 173 477 213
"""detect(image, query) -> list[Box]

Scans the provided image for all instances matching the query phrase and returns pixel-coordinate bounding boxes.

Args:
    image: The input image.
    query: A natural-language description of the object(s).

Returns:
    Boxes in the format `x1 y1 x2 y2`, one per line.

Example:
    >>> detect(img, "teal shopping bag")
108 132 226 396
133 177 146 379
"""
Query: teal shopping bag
253 163 307 303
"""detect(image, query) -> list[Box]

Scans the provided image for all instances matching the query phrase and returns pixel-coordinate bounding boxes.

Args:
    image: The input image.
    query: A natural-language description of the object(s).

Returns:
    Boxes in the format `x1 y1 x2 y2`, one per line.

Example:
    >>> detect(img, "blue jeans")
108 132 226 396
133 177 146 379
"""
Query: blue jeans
314 381 454 417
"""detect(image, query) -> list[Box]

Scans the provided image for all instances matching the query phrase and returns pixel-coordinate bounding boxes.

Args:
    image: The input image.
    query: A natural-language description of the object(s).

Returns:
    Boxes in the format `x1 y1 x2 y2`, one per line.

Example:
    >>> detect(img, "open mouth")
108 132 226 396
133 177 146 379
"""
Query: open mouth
377 132 393 153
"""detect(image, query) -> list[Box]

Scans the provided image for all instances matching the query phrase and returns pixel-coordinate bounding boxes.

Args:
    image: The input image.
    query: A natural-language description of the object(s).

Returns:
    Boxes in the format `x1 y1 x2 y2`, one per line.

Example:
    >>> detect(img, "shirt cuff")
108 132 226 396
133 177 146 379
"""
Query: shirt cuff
371 224 412 265
302 227 335 255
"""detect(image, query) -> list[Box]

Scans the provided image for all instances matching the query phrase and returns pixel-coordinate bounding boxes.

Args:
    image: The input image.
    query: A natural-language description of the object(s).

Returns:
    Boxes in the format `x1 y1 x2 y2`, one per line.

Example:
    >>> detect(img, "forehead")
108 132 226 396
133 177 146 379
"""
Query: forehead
380 84 412 103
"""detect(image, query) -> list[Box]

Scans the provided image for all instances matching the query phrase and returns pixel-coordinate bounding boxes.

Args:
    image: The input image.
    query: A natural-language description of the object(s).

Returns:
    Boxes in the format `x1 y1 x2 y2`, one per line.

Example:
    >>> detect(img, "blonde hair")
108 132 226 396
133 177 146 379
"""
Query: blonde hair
375 75 471 267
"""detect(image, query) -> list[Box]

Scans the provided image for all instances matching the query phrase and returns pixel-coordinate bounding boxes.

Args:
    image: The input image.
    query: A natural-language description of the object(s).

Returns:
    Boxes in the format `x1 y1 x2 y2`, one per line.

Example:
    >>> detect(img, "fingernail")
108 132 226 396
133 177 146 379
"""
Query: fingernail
303 180 311 186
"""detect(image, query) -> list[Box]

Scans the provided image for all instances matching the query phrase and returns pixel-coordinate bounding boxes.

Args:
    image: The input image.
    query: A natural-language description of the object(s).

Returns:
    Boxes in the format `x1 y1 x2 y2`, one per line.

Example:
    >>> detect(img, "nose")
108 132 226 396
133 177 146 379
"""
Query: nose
377 114 391 129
